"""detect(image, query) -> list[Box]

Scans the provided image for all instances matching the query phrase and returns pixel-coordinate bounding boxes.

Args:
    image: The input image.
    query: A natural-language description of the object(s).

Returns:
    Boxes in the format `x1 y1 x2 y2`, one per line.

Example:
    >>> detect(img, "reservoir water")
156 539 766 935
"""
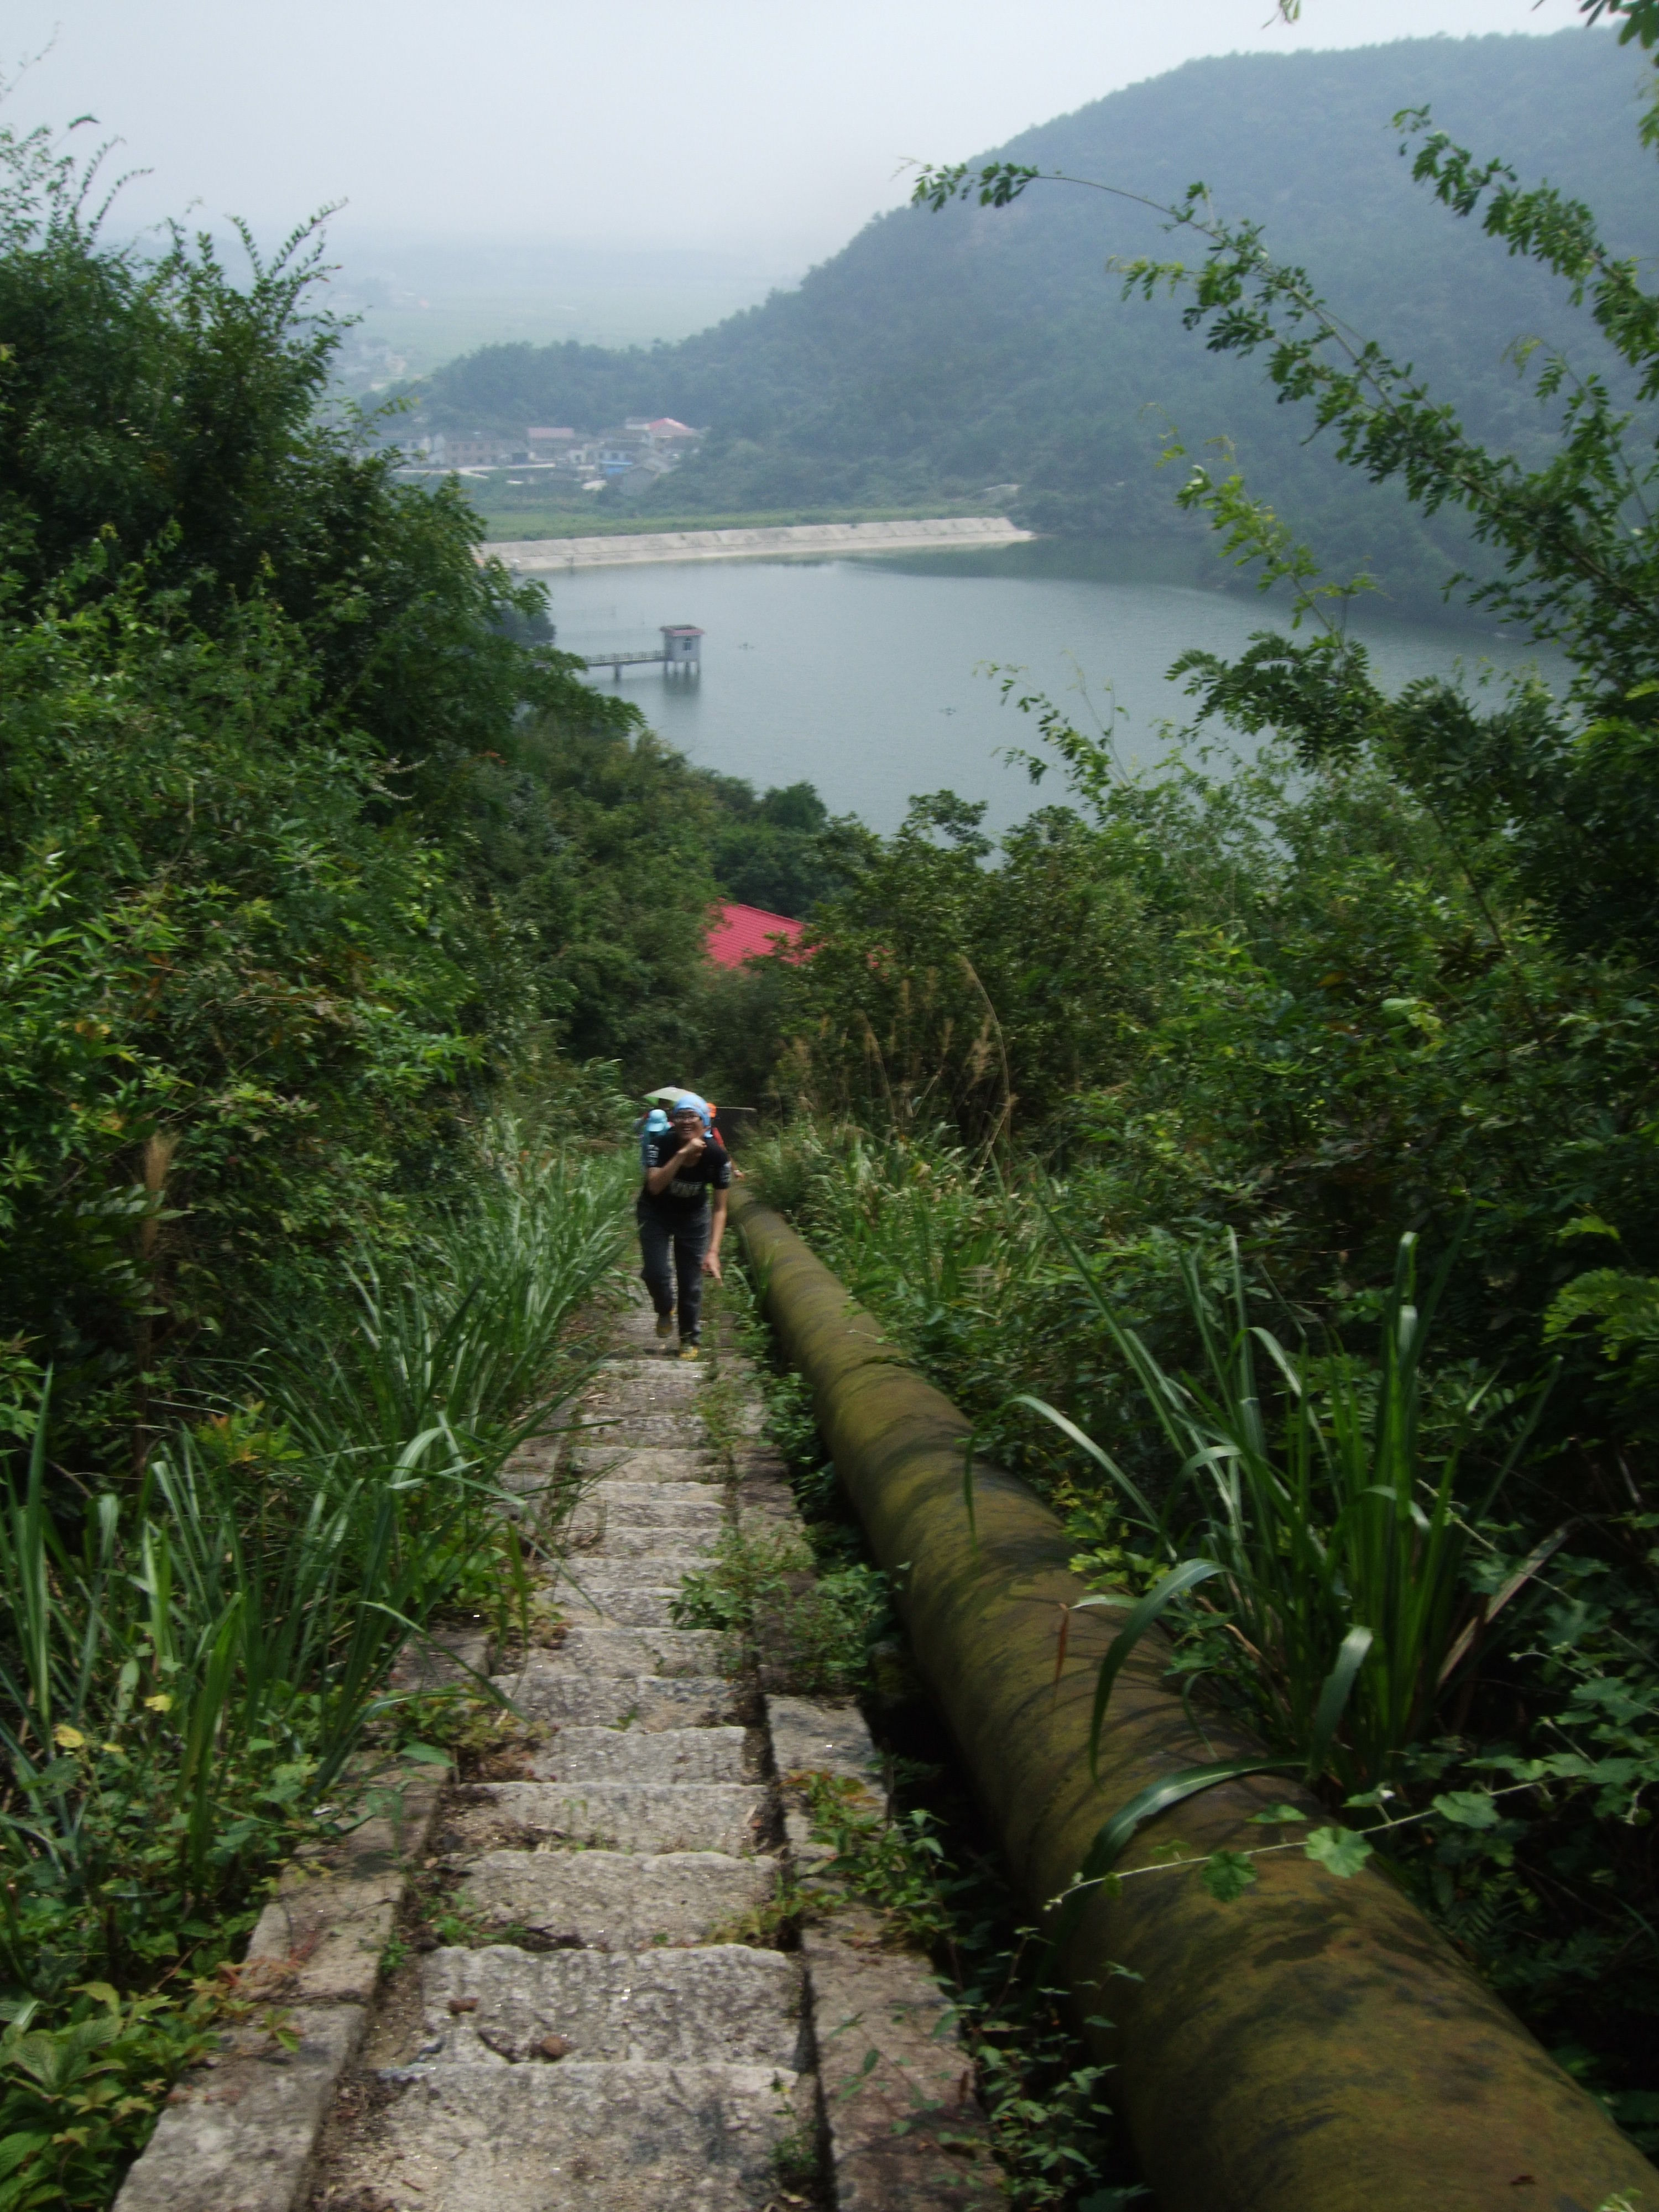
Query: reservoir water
542 553 1568 836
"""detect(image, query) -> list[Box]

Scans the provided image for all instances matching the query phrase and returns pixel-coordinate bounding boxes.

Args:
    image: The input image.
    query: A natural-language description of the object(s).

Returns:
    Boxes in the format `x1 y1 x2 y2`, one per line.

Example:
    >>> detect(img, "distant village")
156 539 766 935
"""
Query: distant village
397 417 701 497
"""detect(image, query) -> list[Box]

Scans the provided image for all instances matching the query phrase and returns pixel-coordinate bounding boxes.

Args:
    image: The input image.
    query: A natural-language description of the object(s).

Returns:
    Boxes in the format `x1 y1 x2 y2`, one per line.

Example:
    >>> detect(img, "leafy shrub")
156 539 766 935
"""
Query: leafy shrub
670 1526 890 1698
0 1983 237 2212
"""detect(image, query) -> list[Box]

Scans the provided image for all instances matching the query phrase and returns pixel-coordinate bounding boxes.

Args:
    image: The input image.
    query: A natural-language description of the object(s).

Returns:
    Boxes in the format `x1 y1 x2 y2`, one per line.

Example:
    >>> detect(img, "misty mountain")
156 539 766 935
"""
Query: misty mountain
408 32 1656 604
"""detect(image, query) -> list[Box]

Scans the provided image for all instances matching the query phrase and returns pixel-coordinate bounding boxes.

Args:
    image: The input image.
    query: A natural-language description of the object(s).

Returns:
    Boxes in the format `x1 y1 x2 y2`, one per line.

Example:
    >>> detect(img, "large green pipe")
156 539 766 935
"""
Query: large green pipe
731 1189 1656 2212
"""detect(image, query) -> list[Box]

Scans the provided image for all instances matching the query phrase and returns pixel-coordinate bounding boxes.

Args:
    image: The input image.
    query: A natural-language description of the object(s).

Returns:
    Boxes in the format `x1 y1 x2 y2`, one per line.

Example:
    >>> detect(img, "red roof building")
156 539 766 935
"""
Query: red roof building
706 904 805 969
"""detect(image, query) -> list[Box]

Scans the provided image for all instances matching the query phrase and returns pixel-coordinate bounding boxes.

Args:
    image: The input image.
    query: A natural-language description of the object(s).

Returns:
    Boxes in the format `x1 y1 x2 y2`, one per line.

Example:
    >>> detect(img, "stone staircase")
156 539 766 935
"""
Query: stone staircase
296 1295 993 2212
316 1306 805 2208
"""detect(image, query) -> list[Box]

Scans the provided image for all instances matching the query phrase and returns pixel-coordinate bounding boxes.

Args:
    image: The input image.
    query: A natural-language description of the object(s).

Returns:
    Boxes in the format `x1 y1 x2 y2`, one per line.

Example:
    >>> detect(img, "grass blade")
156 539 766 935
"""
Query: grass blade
1306 1626 1374 1777
1087 1560 1223 1778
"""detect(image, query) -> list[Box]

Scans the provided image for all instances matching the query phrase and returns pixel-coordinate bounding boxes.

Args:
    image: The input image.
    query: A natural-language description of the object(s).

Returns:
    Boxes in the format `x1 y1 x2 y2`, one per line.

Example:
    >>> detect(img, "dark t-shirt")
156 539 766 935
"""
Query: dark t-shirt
639 1129 732 1223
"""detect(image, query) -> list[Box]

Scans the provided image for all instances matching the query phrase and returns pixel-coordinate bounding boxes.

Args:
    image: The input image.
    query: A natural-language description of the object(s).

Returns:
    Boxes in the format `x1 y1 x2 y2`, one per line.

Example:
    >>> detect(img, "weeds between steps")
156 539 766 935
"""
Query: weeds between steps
671 1522 891 1699
682 1270 899 1699
767 2084 828 2209
690 1259 1149 2212
800 1770 1145 2212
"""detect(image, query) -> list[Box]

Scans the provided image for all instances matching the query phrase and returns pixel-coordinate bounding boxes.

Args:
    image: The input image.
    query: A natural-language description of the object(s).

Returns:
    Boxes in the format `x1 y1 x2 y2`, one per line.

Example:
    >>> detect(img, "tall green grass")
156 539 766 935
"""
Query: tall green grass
0 1403 472 1929
750 1123 1054 1381
0 1123 630 2207
1030 1226 1547 1798
267 1124 630 1468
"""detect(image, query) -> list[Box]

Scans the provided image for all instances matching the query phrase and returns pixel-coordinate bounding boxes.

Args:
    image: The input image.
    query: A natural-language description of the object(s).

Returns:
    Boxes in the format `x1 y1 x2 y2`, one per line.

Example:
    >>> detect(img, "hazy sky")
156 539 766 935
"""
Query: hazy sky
5 0 1602 267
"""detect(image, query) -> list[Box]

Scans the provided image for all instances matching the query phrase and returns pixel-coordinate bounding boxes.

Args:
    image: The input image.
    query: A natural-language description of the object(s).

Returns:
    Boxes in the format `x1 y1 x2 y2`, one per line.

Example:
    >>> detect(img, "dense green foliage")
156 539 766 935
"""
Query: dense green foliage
0 121 634 1438
406 31 1653 611
0 119 854 1461
728 45 1659 2150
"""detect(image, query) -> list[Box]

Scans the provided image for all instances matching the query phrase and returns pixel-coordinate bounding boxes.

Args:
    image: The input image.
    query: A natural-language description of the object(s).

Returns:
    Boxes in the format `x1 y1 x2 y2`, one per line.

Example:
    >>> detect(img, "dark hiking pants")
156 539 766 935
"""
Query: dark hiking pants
637 1205 710 1343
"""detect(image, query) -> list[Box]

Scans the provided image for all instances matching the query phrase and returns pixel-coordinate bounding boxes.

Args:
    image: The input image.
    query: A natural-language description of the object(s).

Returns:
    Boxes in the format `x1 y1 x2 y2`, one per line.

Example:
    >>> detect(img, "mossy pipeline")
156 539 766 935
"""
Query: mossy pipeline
728 1187 1658 2212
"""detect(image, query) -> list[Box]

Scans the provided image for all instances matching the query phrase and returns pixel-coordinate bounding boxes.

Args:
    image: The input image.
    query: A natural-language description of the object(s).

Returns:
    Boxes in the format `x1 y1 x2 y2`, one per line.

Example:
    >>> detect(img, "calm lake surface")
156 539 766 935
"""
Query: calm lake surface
545 554 1568 835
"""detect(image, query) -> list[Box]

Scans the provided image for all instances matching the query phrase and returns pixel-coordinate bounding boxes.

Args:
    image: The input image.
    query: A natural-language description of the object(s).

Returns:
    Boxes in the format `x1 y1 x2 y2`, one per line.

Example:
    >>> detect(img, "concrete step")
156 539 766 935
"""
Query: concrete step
495 1462 567 1504
566 1446 719 1485
556 1557 706 1594
455 1849 776 1950
557 1537 702 1573
528 1726 749 1787
610 1307 675 1343
591 1365 707 1408
573 1481 726 1529
453 1780 767 1856
553 1625 724 1677
605 1329 682 1358
553 1582 682 1629
767 1694 884 1789
500 1437 560 1476
578 1526 717 1564
418 1944 802 2068
578 1412 706 1449
586 1389 706 1427
495 1670 738 1731
330 2060 810 2212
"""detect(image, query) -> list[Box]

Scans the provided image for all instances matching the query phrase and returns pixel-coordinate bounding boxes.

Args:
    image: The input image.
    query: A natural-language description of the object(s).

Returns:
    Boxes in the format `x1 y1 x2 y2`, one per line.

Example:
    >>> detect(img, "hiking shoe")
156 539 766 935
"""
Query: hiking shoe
677 1341 701 1362
655 1313 675 1341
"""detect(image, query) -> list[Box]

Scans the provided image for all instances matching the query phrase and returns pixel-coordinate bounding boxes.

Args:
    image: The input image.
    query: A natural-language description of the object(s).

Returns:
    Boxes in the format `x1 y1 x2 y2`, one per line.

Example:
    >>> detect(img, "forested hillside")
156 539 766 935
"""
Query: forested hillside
409 29 1655 606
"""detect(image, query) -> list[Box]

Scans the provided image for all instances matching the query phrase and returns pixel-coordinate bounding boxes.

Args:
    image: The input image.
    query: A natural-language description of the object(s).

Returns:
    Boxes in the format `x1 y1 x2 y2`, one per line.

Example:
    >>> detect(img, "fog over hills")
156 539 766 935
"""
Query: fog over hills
408 30 1655 603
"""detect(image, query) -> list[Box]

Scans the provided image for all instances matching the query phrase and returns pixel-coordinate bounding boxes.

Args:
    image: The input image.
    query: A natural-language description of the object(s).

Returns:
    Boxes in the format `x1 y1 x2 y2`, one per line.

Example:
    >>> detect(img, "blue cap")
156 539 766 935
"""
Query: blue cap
671 1092 711 1128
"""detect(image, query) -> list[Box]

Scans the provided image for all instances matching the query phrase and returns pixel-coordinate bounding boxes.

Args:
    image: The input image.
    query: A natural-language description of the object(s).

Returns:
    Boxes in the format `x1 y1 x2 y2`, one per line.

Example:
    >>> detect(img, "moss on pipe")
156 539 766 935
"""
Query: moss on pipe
732 1188 1657 2212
